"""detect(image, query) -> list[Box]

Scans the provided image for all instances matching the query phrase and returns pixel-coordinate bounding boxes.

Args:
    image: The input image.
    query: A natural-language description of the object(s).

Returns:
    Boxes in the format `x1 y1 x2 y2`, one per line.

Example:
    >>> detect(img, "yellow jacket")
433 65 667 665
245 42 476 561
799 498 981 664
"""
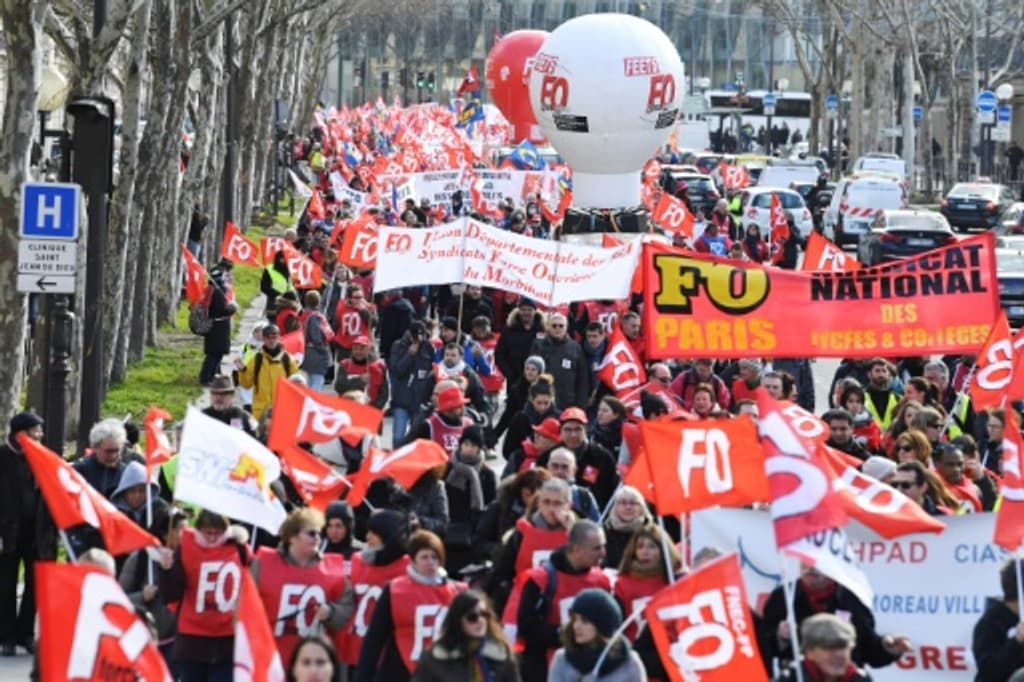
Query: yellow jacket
237 346 299 420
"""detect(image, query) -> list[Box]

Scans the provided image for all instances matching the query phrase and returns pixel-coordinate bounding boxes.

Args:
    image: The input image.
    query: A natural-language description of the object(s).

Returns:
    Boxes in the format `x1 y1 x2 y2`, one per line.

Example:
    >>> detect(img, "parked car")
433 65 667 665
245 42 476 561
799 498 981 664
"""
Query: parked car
757 161 822 189
939 182 1017 232
996 248 1024 328
995 202 1024 236
667 172 720 216
737 187 814 241
857 210 957 266
824 175 907 246
851 153 908 184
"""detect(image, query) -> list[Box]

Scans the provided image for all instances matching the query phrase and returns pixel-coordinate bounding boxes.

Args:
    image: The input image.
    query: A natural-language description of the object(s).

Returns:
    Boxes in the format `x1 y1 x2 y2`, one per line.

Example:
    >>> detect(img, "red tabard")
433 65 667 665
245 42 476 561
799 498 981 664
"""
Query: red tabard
528 564 612 628
613 573 667 641
427 413 469 458
255 548 346 665
177 529 245 637
582 300 629 335
337 554 410 664
339 358 387 404
389 576 465 673
514 518 568 575
476 335 505 394
333 302 369 349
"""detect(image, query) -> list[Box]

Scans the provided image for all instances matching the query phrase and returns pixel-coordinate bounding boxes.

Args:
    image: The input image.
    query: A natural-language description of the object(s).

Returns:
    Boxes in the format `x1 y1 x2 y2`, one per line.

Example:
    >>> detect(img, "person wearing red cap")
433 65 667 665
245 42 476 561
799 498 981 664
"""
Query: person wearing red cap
502 416 562 478
405 384 474 458
538 408 619 511
335 335 389 409
432 342 489 418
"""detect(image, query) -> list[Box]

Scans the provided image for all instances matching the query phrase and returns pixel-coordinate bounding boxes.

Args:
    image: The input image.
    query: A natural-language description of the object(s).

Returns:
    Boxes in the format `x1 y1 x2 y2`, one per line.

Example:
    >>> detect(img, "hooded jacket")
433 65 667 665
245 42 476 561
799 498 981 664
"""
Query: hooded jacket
237 344 300 420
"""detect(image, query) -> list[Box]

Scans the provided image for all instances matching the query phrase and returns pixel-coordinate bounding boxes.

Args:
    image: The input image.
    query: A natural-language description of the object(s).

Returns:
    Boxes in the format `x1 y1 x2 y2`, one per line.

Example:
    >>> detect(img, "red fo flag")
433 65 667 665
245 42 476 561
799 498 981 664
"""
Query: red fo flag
260 236 292 265
278 446 350 512
36 562 172 682
143 406 175 478
719 163 750 190
339 217 379 269
971 310 1024 410
307 189 326 221
346 440 449 507
540 189 573 225
769 193 791 243
755 395 847 548
995 409 1024 549
597 326 647 395
644 553 768 682
180 243 207 306
267 378 383 451
801 232 861 272
18 434 159 556
640 418 769 515
234 569 286 682
652 192 695 237
221 221 261 267
820 446 945 538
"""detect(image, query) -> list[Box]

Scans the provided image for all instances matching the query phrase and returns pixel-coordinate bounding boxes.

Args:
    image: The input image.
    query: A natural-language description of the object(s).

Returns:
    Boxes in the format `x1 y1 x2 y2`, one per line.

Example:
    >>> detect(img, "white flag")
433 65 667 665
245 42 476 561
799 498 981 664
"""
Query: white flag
176 407 286 533
288 169 313 199
782 527 874 609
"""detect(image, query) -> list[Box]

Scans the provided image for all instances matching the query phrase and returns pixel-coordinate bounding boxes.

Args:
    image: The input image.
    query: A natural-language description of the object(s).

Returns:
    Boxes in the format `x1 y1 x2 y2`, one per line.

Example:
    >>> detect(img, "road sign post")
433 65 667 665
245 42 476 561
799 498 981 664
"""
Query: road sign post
763 92 777 117
18 183 81 295
912 106 923 124
826 94 839 120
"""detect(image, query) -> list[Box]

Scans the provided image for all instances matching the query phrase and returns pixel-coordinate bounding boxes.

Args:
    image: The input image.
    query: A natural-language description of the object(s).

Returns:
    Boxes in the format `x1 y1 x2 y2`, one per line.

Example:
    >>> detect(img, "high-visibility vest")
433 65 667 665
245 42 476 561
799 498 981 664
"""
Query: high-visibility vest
865 391 900 431
264 266 291 295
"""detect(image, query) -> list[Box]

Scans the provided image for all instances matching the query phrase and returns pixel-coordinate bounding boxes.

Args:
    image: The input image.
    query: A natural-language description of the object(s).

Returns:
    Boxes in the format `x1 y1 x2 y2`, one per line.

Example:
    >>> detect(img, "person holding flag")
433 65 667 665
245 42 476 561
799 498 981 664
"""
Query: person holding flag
548 589 646 682
199 265 238 387
773 614 874 682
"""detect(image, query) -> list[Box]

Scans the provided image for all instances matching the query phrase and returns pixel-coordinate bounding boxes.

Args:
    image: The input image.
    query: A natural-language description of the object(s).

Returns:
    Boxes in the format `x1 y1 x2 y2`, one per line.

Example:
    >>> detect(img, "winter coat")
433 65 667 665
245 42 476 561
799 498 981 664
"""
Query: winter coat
772 661 872 682
392 476 450 538
388 332 437 411
531 335 591 409
0 438 57 559
202 281 236 356
502 402 561 458
378 295 417 362
119 549 178 643
237 344 300 420
772 358 816 412
538 441 619 511
973 598 1024 681
300 308 335 376
413 637 521 682
548 643 647 682
495 310 546 385
72 455 126 500
445 295 495 335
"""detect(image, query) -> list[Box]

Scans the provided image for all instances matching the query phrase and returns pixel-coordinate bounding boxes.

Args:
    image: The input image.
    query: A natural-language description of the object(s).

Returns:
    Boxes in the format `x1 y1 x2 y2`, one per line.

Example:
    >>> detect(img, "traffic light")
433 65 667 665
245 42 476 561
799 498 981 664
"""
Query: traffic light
427 72 435 90
416 71 426 88
382 71 390 89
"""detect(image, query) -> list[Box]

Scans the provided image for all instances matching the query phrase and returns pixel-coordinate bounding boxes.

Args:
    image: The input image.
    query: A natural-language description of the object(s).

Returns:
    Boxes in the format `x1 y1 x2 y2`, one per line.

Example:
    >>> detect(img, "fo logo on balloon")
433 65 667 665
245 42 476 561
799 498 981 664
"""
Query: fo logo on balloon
539 75 569 111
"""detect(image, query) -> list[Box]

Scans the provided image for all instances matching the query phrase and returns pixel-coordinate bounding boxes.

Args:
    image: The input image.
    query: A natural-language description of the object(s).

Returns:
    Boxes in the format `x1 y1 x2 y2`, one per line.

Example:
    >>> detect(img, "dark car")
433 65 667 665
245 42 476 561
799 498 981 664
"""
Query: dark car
997 248 1024 328
995 202 1024 236
940 182 1017 231
668 173 721 216
857 210 957 265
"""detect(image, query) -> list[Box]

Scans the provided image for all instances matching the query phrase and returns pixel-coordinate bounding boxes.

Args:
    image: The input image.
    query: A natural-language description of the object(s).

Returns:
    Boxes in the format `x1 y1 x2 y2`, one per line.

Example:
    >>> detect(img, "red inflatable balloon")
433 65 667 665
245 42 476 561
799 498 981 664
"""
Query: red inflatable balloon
485 30 549 144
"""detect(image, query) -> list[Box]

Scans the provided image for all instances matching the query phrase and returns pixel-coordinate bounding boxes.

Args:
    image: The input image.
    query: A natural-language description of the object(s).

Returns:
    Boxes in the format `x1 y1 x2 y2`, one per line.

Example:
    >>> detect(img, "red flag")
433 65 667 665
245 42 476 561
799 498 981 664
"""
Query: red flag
769 193 791 243
234 569 286 682
221 221 261 267
307 189 326 221
820 446 945 538
995 410 1024 549
278 446 349 512
645 554 768 682
539 189 573 225
280 329 306 365
17 434 160 556
285 252 323 289
268 378 383 451
339 218 379 269
346 440 449 507
652 192 695 236
755 395 847 548
457 65 480 96
624 444 656 504
180 243 207 306
143 406 175 479
260 236 293 265
597 326 647 395
36 562 172 681
971 310 1024 410
801 232 862 272
719 163 750 190
640 418 769 515
642 158 662 186
470 176 506 221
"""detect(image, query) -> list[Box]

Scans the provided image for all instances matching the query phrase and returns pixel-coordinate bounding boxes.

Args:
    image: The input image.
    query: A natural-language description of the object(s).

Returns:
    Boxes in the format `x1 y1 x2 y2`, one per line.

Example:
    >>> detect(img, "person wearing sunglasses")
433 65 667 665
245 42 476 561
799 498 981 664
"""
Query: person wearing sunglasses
251 508 354 666
892 460 958 516
412 590 520 682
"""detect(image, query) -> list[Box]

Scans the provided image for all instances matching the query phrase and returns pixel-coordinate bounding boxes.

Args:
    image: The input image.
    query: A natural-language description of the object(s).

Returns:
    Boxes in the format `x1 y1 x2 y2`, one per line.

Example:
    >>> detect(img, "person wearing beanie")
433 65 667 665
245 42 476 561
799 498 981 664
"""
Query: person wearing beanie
443 425 499 575
322 501 361 558
493 353 550 444
731 358 764 409
337 510 413 671
0 412 55 656
495 298 546 405
548 588 645 682
861 456 897 484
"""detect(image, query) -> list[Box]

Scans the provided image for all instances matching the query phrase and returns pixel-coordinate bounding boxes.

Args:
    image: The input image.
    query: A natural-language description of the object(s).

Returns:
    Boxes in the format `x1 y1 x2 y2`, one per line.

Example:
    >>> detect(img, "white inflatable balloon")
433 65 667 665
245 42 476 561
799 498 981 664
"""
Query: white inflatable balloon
528 13 684 210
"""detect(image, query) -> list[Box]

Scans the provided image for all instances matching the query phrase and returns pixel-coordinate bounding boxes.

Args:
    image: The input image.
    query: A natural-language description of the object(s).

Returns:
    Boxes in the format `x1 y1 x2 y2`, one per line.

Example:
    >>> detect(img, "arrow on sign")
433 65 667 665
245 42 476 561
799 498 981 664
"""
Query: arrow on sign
36 276 59 291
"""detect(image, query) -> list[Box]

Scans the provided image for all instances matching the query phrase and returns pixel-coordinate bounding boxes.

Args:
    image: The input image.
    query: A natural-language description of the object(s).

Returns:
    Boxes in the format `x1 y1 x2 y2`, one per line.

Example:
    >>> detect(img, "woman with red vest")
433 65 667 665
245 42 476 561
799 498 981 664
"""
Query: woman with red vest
337 510 411 673
157 509 251 682
251 508 354 666
353 530 466 682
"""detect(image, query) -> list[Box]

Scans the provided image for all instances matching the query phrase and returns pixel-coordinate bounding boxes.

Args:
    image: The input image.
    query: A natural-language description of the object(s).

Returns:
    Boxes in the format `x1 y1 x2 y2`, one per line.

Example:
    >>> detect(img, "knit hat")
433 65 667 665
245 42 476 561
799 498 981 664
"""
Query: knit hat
9 411 43 435
459 425 486 449
524 355 546 374
570 589 623 638
367 509 407 547
325 501 355 529
441 316 459 332
518 297 537 310
862 456 897 482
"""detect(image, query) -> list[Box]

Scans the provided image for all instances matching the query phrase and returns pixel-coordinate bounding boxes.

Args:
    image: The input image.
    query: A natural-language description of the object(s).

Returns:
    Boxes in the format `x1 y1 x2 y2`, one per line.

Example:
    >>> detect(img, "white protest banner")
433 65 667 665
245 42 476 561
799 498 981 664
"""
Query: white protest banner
377 170 466 213
462 219 563 304
176 407 287 533
373 221 466 293
691 508 1004 681
330 171 372 210
548 238 640 305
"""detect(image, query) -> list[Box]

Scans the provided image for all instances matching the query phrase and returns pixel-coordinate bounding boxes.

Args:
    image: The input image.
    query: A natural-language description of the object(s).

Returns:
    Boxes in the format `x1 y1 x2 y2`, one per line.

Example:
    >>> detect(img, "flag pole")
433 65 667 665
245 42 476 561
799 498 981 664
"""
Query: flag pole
455 288 466 338
59 530 78 563
682 513 692 569
599 481 625 523
592 608 644 677
145 480 154 584
779 552 806 682
1016 546 1024 625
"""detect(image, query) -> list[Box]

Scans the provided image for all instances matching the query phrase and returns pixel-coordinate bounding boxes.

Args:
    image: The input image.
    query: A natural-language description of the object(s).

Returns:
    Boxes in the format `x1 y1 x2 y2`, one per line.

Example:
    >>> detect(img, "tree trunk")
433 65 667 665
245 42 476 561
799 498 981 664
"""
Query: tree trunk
0 0 47 428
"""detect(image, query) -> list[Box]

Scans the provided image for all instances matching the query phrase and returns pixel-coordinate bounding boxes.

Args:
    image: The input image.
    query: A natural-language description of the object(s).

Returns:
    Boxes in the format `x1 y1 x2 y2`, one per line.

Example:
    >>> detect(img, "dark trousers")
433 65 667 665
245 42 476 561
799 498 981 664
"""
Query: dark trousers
0 541 39 644
199 353 223 384
180 660 232 682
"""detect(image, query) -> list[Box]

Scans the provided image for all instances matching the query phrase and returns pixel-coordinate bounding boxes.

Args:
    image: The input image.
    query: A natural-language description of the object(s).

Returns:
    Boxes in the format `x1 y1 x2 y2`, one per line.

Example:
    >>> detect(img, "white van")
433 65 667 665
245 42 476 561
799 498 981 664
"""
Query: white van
756 163 822 189
824 176 908 246
851 154 908 184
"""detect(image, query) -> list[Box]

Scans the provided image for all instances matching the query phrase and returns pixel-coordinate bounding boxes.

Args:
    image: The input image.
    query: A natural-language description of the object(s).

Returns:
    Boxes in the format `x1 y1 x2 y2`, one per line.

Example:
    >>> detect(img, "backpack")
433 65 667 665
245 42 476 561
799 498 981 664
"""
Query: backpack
188 290 214 336
252 350 294 390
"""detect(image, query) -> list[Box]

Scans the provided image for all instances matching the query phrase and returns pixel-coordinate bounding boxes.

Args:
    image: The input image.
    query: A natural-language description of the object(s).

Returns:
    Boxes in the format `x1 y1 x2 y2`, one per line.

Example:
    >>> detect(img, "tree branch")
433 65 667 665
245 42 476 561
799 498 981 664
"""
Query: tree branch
191 0 250 45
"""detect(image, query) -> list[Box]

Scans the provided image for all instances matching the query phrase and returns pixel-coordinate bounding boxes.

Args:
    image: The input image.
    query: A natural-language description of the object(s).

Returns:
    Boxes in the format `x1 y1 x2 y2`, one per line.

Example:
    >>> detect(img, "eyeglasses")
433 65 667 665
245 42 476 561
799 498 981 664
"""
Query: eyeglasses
891 481 916 490
897 445 915 452
549 323 566 329
301 529 321 538
464 609 489 623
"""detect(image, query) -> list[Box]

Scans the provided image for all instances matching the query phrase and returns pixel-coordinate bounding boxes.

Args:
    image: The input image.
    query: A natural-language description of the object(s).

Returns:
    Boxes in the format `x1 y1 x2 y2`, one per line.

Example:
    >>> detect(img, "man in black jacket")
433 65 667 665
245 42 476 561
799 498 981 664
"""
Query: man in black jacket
824 409 870 461
495 299 545 390
0 412 56 656
974 559 1024 681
